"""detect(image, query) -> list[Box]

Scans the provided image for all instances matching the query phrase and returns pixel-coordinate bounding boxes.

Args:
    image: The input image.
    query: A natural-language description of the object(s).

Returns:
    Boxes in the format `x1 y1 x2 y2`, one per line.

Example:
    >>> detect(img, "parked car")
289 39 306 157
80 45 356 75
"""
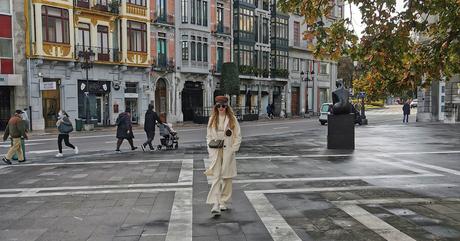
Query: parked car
410 99 418 108
319 103 332 125
319 103 362 125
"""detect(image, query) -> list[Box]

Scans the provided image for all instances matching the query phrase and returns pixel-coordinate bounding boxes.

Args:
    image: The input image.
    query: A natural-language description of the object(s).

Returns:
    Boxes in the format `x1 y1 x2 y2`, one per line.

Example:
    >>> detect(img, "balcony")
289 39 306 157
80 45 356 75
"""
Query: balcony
74 1 120 14
126 3 147 17
212 24 231 37
153 15 175 27
271 68 289 79
76 0 90 8
75 45 120 63
152 57 174 72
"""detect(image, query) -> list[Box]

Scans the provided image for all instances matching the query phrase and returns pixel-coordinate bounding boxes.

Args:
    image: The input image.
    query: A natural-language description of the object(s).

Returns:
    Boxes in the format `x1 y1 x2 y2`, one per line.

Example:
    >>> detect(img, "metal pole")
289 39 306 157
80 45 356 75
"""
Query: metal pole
85 63 90 124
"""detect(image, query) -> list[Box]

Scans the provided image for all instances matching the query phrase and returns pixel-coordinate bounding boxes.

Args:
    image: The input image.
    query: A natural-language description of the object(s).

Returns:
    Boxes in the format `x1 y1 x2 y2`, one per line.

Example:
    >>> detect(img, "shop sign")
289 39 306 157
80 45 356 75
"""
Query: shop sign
0 74 22 86
40 81 57 90
125 93 139 98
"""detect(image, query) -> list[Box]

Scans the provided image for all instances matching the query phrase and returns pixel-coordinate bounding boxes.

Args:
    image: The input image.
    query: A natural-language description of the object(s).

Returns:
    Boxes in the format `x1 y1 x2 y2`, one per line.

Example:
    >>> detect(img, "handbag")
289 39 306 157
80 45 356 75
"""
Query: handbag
208 139 224 149
58 122 74 134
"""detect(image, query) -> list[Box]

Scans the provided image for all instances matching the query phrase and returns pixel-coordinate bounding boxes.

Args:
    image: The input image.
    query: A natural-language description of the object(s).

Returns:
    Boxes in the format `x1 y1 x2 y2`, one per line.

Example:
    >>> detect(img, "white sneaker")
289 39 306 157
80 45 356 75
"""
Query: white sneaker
211 203 221 216
56 153 63 157
219 203 228 211
74 146 79 154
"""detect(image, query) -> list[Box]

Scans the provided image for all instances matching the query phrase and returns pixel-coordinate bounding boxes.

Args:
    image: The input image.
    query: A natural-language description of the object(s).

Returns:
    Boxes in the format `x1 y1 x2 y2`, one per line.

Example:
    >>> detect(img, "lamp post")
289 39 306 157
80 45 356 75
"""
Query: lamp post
310 60 315 114
78 48 95 125
300 71 308 115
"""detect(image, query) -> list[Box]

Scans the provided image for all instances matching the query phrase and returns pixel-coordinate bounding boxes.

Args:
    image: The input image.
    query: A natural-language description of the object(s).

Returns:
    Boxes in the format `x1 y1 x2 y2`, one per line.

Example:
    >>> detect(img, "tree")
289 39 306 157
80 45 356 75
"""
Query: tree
279 0 460 99
220 63 240 96
337 56 354 88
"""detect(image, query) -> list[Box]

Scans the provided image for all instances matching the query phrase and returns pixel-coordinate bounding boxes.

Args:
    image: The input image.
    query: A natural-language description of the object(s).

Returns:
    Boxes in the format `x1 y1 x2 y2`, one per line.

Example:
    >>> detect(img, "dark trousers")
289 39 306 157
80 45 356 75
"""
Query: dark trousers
403 114 409 123
58 134 75 153
116 138 135 150
143 131 155 150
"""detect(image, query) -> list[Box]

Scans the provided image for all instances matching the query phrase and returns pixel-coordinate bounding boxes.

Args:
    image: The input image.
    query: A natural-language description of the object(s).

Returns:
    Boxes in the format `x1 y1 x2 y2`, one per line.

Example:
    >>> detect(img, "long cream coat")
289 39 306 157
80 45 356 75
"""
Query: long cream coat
204 114 242 178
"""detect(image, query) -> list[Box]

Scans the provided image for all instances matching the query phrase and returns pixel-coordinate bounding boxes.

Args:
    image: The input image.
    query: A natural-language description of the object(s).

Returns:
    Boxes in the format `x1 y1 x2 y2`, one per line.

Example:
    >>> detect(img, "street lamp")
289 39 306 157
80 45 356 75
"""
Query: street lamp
78 48 95 124
300 70 307 115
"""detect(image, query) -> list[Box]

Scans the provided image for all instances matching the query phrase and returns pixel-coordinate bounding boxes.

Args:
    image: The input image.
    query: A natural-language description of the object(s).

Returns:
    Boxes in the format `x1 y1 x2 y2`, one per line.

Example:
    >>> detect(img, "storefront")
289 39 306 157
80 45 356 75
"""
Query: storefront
182 81 203 121
78 80 111 126
124 82 139 124
0 86 11 130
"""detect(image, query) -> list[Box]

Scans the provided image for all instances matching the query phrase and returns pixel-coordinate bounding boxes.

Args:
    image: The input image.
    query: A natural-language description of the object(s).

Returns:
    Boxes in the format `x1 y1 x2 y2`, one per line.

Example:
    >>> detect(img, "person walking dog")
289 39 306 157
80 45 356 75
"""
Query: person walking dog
115 108 137 152
204 96 242 216
141 104 161 152
56 110 78 157
2 110 28 164
403 100 410 123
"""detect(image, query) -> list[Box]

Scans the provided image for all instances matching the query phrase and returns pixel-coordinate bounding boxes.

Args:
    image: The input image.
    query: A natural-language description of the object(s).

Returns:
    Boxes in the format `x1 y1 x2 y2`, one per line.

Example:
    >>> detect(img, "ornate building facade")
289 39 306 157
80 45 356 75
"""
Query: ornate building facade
26 0 151 130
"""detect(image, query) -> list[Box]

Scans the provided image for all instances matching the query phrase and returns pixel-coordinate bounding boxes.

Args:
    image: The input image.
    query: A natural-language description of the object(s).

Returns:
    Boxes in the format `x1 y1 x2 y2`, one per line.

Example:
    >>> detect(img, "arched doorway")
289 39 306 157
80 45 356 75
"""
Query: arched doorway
155 78 167 115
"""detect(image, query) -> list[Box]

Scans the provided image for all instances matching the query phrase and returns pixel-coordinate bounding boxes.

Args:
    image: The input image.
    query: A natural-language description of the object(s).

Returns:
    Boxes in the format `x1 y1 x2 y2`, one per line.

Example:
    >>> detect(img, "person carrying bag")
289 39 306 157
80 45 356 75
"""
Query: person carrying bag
204 96 242 217
56 110 78 157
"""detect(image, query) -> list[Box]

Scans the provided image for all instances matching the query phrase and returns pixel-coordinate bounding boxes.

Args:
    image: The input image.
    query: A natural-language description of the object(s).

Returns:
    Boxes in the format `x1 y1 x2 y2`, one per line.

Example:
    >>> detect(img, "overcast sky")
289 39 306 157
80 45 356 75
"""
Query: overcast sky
344 0 406 37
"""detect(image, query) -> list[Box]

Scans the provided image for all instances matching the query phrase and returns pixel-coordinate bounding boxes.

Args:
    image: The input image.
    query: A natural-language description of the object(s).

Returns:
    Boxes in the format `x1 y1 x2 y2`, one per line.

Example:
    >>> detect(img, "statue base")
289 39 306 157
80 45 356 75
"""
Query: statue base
327 114 355 149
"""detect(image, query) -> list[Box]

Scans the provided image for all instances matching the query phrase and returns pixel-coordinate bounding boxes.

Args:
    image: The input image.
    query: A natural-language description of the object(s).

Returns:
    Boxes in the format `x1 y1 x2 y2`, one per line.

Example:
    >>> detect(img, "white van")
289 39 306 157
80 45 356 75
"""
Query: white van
319 103 332 125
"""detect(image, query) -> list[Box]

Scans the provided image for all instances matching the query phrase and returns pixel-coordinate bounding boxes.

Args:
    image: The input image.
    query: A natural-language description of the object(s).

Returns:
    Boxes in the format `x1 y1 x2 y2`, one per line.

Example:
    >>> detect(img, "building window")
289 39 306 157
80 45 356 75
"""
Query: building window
236 44 254 67
181 0 188 23
41 6 69 44
127 0 146 6
320 63 329 75
217 3 223 32
97 25 109 60
203 1 208 27
191 0 195 24
197 41 202 61
191 36 196 61
262 18 269 44
237 7 254 40
293 58 299 71
156 0 166 22
217 43 223 72
271 50 288 70
157 35 167 67
181 35 188 61
78 23 91 49
0 38 12 58
97 25 108 49
127 21 147 52
255 16 259 42
0 0 11 14
203 40 208 62
262 0 269 11
337 5 343 18
293 21 300 47
197 0 202 25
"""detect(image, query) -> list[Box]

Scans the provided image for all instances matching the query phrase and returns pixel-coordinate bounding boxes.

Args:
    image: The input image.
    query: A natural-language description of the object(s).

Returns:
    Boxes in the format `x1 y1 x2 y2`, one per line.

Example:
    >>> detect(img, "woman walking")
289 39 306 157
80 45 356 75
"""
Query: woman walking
204 96 242 216
115 108 137 152
56 110 78 157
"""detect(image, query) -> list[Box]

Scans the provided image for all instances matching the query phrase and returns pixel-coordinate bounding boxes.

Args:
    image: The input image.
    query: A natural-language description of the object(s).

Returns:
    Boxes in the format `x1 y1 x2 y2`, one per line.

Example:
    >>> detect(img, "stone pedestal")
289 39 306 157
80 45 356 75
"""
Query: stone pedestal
327 114 355 149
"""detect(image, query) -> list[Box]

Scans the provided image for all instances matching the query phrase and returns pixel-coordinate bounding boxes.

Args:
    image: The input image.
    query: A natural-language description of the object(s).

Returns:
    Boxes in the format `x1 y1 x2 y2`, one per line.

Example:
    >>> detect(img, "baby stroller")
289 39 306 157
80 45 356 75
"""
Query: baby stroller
157 123 179 150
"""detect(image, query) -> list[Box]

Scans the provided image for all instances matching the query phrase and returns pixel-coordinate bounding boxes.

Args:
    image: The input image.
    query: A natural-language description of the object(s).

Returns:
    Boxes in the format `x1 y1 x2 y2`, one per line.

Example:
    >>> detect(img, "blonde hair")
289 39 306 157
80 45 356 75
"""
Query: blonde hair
208 104 236 130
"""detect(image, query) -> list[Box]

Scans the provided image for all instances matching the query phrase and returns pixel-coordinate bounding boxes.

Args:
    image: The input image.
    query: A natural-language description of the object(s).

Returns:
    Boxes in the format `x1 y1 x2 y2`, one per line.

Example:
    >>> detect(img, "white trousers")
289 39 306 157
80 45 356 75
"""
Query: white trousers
206 149 233 204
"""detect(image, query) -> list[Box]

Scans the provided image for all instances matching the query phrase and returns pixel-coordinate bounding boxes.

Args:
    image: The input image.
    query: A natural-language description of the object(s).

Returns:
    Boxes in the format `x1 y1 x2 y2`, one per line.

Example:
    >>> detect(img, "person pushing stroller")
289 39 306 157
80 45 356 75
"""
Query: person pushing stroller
157 113 179 150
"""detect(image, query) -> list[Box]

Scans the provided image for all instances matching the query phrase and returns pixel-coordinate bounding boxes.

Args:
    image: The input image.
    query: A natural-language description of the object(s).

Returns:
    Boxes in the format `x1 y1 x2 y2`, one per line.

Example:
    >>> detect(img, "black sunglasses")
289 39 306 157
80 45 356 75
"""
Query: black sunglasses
216 104 227 109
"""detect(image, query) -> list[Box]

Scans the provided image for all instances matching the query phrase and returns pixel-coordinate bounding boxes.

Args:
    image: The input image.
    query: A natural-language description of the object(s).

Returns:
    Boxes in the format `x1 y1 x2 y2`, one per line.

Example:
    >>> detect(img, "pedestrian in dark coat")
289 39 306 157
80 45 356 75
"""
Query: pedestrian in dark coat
402 100 411 123
115 108 137 152
55 110 78 157
141 104 161 151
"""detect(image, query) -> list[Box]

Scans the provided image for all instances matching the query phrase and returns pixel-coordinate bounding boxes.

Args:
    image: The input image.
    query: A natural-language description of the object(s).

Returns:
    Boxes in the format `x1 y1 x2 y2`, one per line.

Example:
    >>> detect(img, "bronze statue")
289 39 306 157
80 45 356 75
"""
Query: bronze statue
332 80 352 115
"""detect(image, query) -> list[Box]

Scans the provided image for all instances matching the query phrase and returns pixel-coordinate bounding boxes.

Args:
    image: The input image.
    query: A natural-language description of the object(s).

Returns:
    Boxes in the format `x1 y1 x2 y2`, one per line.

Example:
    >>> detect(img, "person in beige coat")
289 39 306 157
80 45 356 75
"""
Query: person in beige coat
204 96 242 216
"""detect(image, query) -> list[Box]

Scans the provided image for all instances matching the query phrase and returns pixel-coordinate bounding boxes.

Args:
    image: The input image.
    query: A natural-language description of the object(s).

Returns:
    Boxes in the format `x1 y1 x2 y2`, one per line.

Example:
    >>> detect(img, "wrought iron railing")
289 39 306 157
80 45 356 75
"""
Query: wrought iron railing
75 45 120 62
